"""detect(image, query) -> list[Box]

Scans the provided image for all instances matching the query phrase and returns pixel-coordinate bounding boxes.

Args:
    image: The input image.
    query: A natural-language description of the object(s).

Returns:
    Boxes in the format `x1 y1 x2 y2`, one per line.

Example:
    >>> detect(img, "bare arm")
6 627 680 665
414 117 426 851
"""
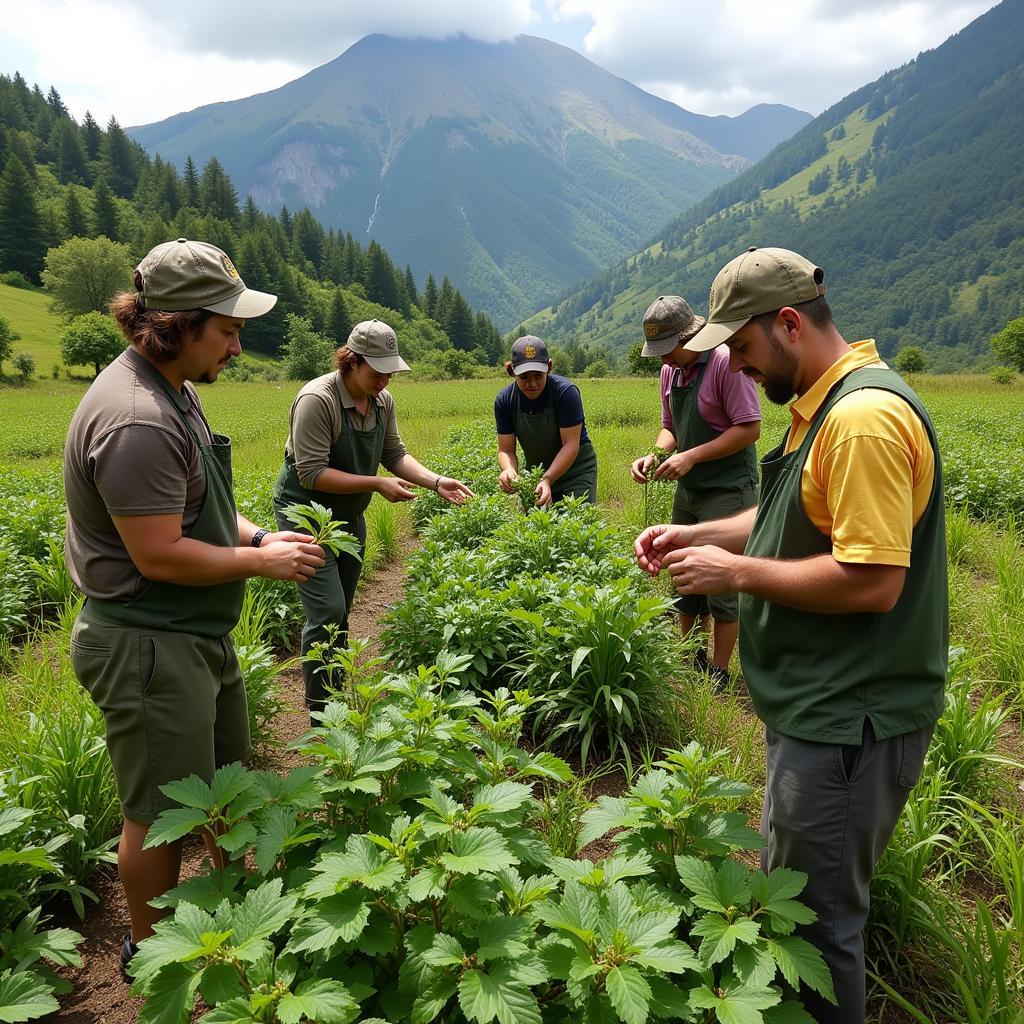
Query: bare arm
112 514 324 586
497 433 520 493
391 453 474 505
653 421 760 481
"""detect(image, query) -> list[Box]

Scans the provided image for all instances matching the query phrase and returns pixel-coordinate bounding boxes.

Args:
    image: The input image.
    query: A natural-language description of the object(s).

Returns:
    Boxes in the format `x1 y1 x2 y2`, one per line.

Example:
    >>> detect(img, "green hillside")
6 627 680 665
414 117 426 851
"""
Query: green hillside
0 283 61 370
527 0 1024 372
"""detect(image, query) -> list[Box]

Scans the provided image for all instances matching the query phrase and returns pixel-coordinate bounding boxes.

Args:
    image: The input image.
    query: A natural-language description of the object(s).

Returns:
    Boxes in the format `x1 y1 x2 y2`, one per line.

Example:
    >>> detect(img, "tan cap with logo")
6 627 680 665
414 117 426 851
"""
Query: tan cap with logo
685 246 826 352
347 320 411 374
640 295 706 357
136 238 277 318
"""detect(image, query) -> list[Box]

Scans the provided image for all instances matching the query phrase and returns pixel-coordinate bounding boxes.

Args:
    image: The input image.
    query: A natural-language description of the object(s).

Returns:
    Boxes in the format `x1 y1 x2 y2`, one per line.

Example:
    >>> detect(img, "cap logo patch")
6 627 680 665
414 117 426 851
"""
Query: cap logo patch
644 322 659 338
221 255 240 280
524 344 536 358
386 336 396 350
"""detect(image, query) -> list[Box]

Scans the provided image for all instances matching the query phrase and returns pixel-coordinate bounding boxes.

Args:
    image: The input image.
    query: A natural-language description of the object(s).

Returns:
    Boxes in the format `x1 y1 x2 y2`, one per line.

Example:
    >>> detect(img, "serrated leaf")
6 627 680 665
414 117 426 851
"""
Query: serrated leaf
411 974 457 1024
0 971 59 1022
599 852 654 886
306 836 404 896
473 917 532 963
288 891 370 954
689 813 765 856
535 880 600 944
0 849 53 872
577 796 639 849
690 914 761 966
606 965 651 1024
765 937 836 1004
150 863 246 910
763 1002 817 1024
143 808 210 849
222 878 297 953
688 982 780 1024
158 775 213 810
471 782 533 818
277 978 359 1024
253 806 320 876
422 933 466 967
448 875 501 920
675 856 751 914
208 762 255 809
750 870 817 930
199 962 245 1004
407 864 446 902
516 751 573 782
457 964 541 1024
136 962 201 1024
198 997 258 1024
440 827 516 875
646 975 693 1020
131 903 219 980
632 941 701 974
733 943 779 988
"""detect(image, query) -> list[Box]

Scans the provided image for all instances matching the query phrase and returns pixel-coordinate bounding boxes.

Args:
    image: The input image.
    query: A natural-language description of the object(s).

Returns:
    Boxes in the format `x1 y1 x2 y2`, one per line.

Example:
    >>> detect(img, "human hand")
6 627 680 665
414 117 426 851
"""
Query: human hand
376 477 417 502
535 477 553 507
260 540 325 582
662 544 740 595
633 523 696 575
630 455 655 484
258 530 314 547
438 477 475 505
653 450 695 481
498 468 519 494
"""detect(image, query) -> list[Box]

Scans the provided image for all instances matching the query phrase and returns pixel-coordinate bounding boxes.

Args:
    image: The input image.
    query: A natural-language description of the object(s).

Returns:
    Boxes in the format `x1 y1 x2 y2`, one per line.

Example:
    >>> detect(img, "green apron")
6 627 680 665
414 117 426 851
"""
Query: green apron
273 376 385 710
513 383 597 504
739 367 947 744
88 378 243 639
669 353 758 521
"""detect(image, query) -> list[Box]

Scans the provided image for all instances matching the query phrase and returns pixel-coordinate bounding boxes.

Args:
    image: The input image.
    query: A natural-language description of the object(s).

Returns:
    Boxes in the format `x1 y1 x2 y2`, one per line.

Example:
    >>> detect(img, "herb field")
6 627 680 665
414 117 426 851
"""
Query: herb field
0 374 1022 1023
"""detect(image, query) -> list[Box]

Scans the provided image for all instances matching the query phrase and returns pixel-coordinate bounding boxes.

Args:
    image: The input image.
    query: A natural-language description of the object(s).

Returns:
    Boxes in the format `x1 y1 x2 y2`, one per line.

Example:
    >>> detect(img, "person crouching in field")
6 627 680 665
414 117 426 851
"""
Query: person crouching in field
63 239 325 977
494 335 598 506
630 295 760 689
273 319 474 717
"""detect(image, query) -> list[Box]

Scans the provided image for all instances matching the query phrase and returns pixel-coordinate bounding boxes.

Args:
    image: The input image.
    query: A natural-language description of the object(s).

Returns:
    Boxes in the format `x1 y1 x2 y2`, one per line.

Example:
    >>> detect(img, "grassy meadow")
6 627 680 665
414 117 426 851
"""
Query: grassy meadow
0 366 1022 1022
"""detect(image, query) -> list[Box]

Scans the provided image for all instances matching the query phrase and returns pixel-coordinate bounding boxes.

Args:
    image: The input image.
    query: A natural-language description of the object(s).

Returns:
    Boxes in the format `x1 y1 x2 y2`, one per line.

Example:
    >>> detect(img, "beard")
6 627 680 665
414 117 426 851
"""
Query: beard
761 332 800 405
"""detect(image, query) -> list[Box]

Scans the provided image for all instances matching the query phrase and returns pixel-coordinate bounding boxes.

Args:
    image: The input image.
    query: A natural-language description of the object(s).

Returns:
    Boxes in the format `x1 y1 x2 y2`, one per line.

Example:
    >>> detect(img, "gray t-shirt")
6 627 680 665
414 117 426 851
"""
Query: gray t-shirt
284 371 408 489
64 348 214 600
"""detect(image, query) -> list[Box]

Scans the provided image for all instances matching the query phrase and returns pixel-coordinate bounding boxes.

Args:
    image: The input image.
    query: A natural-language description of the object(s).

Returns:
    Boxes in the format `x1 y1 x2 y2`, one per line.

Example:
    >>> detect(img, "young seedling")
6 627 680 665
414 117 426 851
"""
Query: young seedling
281 501 363 559
513 465 546 513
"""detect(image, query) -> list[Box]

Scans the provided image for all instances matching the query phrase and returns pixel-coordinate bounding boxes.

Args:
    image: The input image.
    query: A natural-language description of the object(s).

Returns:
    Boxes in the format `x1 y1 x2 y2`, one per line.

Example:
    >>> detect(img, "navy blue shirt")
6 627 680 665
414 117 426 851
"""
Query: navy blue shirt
494 374 590 445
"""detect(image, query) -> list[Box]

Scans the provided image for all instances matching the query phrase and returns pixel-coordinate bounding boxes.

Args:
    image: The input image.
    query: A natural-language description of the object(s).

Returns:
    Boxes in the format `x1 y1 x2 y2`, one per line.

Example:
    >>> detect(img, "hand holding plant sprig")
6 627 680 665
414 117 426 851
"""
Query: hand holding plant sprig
282 501 362 560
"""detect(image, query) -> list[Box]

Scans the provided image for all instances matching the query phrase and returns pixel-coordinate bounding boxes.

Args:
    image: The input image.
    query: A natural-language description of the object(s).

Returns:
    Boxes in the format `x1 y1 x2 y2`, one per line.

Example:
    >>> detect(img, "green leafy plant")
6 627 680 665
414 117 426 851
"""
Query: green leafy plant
281 502 363 560
0 907 84 1022
513 465 545 513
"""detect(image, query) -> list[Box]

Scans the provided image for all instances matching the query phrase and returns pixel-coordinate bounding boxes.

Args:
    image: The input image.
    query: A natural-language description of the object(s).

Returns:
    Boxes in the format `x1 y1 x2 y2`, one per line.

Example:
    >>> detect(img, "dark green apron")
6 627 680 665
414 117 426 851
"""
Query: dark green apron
669 353 758 520
739 366 947 743
273 375 385 711
513 383 597 504
88 379 244 639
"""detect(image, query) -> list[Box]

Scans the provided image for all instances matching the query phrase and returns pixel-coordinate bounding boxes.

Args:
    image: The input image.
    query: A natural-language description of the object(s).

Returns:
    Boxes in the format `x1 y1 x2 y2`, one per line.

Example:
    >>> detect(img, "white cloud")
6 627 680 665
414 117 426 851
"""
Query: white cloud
0 0 999 124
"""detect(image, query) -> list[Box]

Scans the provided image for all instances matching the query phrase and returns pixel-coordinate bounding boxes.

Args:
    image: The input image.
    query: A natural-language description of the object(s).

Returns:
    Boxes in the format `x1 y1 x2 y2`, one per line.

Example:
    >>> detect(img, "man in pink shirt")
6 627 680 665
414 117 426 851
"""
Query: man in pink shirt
631 295 761 686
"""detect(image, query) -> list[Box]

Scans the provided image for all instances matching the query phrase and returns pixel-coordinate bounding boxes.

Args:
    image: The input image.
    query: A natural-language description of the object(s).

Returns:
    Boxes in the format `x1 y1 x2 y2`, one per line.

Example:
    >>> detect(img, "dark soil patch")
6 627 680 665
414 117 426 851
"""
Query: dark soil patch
51 549 411 1023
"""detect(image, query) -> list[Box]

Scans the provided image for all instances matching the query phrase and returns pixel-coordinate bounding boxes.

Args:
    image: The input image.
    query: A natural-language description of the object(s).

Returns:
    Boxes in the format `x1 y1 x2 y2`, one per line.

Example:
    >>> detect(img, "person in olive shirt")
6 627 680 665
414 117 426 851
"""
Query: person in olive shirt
494 335 598 506
64 239 325 972
274 319 474 715
634 247 947 1024
630 296 760 687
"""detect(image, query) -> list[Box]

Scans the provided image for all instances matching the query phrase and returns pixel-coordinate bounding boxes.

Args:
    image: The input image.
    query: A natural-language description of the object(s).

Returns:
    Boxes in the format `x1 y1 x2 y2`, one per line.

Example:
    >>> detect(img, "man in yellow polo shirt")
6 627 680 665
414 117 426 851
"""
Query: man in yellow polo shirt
634 247 947 1024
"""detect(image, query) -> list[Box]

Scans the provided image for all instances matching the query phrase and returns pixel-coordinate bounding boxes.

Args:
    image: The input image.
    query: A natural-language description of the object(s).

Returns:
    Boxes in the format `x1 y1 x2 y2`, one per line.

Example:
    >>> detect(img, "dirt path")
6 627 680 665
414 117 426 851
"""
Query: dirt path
52 547 412 1024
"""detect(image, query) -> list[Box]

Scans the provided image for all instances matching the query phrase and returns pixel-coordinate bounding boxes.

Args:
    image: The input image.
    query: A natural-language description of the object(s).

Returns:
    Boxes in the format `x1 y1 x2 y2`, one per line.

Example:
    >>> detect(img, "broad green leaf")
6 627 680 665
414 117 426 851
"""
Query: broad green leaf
675 856 751 915
605 965 651 1024
356 912 397 956
143 808 210 849
2 914 82 969
448 875 501 920
411 974 457 1024
288 890 370 954
440 827 516 875
689 813 765 856
216 821 257 856
733 943 779 989
198 997 258 1024
0 849 53 872
646 975 693 1020
220 879 297 955
765 937 836 1004
690 914 761 966
750 870 817 931
306 836 404 896
422 933 466 968
571 646 593 677
208 762 255 809
577 797 639 849
150 863 246 910
407 864 446 902
473 917 533 963
688 982 780 1024
516 751 573 782
509 952 548 986
277 978 359 1024
632 941 701 974
253 806 320 875
199 962 245 1005
535 881 600 944
458 964 541 1024
158 774 213 810
131 903 219 980
599 852 654 886
0 971 58 1022
136 962 201 1024
471 782 533 818
763 1002 817 1023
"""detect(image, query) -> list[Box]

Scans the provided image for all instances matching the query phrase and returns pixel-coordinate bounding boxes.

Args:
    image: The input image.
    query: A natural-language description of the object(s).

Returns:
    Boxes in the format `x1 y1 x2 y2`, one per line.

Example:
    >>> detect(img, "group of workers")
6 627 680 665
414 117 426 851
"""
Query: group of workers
63 238 946 1024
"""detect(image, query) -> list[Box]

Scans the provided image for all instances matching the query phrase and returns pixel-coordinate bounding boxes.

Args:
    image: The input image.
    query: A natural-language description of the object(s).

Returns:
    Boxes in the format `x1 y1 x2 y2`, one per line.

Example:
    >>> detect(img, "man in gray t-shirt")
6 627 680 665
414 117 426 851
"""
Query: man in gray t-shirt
64 239 324 976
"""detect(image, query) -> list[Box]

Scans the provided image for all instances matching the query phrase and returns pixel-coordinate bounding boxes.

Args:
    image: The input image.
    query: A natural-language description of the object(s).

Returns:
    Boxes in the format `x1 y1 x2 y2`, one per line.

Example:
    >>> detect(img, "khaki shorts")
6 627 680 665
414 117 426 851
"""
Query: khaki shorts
71 602 250 826
672 482 758 623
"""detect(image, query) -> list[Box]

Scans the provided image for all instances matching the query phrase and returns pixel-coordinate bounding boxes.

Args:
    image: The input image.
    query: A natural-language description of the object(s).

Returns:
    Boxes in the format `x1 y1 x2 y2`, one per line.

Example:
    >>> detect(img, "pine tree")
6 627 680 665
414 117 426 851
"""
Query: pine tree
46 86 68 117
403 265 418 308
100 117 139 197
0 154 45 280
324 288 352 346
319 231 345 284
182 155 200 208
363 241 402 309
291 208 324 269
445 291 475 350
199 157 239 221
423 274 438 318
241 195 260 233
52 119 88 184
91 176 119 239
279 205 292 236
64 186 90 237
81 111 101 161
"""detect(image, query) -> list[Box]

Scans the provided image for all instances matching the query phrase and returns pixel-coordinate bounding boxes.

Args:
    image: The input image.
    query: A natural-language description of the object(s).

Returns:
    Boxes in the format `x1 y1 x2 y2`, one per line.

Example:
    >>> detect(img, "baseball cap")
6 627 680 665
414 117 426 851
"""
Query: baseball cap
135 238 277 318
510 335 550 375
347 320 410 374
686 246 826 352
641 295 706 357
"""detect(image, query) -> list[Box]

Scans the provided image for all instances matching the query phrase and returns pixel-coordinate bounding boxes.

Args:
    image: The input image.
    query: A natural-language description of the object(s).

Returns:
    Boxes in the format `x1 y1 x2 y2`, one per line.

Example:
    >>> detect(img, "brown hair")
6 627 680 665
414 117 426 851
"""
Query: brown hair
333 346 366 373
749 295 833 335
110 291 214 361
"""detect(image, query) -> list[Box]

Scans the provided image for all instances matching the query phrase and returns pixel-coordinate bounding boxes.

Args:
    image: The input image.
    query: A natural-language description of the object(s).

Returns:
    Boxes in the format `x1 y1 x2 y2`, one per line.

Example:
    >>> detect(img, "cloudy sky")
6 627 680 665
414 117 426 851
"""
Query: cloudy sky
0 0 997 126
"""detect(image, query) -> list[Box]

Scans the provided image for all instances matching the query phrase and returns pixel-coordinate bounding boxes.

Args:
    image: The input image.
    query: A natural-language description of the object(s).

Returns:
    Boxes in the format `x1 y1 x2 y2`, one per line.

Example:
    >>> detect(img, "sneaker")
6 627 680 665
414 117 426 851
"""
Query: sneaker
120 934 139 983
708 665 731 693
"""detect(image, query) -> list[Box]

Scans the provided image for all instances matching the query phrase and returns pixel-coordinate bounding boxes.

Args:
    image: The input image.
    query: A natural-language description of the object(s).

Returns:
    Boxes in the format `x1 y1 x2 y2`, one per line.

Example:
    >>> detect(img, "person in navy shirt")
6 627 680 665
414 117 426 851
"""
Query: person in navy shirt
494 336 598 506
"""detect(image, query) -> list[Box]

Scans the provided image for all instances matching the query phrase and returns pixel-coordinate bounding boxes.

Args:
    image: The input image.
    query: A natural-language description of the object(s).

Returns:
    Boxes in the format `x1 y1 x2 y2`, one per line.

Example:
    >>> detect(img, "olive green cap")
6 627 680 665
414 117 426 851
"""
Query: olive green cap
347 320 410 374
685 246 825 352
640 295 706 357
135 238 277 318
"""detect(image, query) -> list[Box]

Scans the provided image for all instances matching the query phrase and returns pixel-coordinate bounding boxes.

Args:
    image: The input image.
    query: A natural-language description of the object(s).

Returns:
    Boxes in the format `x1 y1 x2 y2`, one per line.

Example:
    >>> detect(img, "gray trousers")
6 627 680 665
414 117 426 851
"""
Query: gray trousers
761 720 933 1024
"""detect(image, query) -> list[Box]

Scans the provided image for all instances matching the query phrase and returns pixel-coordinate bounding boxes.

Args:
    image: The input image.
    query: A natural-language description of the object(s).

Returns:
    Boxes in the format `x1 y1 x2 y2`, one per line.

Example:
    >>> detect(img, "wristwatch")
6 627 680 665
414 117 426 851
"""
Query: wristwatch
251 529 270 548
